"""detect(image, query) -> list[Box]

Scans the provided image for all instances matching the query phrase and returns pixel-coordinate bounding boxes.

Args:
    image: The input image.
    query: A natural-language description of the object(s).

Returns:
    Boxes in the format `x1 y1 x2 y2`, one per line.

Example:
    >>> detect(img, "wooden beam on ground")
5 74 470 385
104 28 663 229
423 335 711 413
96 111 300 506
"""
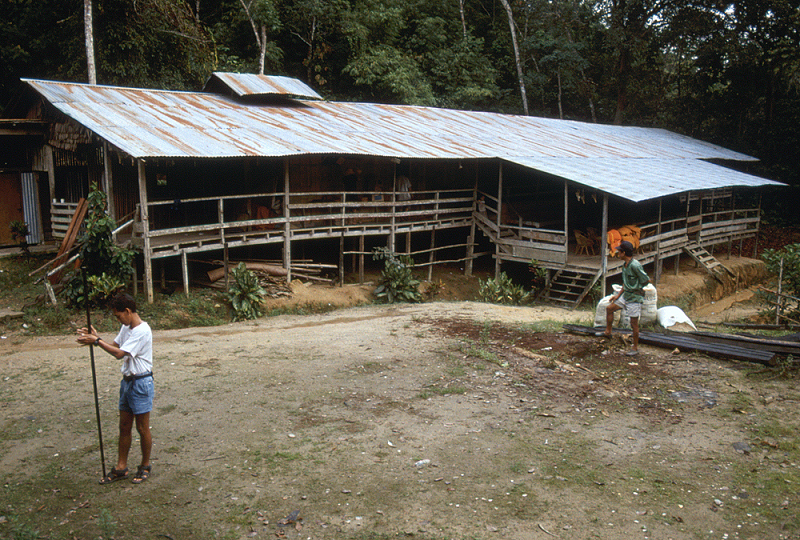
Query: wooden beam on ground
563 324 776 364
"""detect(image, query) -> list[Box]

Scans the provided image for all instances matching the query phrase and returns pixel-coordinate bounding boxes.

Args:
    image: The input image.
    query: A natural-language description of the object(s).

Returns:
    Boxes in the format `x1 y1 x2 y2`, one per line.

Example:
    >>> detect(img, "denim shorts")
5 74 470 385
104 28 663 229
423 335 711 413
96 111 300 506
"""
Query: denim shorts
119 375 154 415
613 295 642 318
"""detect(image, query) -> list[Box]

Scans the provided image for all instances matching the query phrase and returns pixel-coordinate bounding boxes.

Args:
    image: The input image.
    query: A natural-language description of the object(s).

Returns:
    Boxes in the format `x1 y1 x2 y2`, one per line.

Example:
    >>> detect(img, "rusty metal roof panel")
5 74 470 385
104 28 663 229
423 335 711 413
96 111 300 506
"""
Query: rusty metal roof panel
23 77 778 201
505 157 782 202
205 72 323 100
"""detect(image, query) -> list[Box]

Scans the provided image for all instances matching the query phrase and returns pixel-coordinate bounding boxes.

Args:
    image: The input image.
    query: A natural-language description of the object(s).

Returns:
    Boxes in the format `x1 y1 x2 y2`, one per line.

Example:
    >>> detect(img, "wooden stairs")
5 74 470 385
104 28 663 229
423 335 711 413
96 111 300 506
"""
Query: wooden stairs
538 267 603 310
682 241 736 281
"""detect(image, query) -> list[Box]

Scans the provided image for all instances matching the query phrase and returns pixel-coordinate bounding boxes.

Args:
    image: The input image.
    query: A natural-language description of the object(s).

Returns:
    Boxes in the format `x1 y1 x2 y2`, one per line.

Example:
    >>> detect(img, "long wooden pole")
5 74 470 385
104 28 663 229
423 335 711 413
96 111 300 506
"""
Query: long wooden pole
600 194 608 298
495 163 503 279
465 173 477 276
82 264 106 479
283 159 292 283
563 181 569 256
137 160 154 303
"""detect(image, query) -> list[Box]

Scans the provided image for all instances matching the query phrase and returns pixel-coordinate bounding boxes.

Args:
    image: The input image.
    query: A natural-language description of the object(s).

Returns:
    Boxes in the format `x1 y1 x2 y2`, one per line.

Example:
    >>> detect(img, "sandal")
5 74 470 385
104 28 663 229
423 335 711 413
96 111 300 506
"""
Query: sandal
99 467 128 485
132 465 151 484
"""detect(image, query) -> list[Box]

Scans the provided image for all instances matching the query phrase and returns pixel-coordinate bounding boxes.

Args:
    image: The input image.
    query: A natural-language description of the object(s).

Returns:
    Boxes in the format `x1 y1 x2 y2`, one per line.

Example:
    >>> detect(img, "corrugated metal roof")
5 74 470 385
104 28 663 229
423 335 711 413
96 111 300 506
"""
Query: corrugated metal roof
204 72 323 100
505 157 778 203
23 77 782 201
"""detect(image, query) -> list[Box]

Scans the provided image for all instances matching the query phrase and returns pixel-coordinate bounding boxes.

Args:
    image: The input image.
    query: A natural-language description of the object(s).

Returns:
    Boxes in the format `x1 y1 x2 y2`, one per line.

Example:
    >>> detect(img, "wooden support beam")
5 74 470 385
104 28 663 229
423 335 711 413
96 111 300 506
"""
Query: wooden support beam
465 177 477 277
428 227 436 281
563 180 568 255
654 199 662 284
181 249 189 295
600 194 608 297
283 159 292 282
102 142 116 225
138 160 154 303
359 234 365 284
495 163 503 280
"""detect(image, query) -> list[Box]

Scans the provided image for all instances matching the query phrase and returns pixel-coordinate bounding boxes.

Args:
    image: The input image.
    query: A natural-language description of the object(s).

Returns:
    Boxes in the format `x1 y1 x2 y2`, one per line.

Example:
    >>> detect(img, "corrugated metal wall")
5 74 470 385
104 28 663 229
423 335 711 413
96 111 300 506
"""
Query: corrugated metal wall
20 172 41 244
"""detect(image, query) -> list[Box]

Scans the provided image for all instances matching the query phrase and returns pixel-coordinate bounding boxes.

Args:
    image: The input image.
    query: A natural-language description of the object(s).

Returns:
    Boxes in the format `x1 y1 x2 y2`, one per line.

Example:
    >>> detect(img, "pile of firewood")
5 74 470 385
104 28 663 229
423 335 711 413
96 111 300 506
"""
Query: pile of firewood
204 259 338 297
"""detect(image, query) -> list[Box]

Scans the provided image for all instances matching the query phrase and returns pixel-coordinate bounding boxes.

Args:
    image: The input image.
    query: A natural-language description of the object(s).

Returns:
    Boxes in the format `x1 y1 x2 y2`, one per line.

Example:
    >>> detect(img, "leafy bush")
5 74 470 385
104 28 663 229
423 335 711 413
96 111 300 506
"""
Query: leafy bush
372 247 421 303
528 259 547 294
226 263 266 321
478 272 530 305
64 184 136 307
9 220 30 254
762 243 800 297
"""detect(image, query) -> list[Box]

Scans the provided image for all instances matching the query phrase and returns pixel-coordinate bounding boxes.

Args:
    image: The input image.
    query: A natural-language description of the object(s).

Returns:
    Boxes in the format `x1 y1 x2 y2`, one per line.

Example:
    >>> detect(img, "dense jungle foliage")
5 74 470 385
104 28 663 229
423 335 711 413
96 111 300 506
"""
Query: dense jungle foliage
1 0 798 218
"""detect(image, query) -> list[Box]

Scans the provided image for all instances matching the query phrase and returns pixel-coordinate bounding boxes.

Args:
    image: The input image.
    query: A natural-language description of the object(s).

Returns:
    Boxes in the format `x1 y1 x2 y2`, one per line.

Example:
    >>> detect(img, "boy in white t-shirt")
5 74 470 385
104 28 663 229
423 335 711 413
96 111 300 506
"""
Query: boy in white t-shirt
78 293 154 485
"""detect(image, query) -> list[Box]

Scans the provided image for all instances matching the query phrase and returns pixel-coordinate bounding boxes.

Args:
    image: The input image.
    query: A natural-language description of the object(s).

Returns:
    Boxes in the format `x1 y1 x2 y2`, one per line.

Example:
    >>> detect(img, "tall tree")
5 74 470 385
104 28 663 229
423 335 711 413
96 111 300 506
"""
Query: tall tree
239 0 281 74
498 0 529 115
84 0 96 84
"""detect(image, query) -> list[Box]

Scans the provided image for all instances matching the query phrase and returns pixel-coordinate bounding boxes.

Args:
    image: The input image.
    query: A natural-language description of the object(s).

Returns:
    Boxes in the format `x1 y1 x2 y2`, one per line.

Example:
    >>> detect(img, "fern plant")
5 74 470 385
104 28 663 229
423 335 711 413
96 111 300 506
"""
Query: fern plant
226 263 267 321
373 247 422 303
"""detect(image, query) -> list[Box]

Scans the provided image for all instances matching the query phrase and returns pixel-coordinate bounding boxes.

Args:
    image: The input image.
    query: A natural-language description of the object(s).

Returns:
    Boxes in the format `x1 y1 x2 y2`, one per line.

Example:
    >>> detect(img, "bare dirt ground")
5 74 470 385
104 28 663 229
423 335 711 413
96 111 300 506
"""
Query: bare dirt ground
2 258 799 540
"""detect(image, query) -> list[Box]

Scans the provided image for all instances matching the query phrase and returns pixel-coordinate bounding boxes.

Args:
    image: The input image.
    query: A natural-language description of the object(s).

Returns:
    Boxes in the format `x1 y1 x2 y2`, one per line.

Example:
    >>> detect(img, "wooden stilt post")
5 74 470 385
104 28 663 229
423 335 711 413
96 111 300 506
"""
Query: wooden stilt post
223 242 230 290
600 194 608 298
283 159 292 283
428 227 436 281
727 191 735 259
181 249 189 295
359 234 365 284
390 163 397 253
753 194 761 258
563 180 569 258
495 163 503 280
465 176 477 277
339 232 345 287
102 142 116 226
655 198 662 284
137 160 154 304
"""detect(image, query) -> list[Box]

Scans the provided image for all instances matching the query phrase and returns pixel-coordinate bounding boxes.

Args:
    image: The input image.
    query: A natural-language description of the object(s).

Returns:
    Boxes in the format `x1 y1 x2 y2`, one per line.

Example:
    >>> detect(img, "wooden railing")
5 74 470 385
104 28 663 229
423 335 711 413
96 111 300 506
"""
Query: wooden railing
475 191 568 265
134 189 475 257
51 199 81 239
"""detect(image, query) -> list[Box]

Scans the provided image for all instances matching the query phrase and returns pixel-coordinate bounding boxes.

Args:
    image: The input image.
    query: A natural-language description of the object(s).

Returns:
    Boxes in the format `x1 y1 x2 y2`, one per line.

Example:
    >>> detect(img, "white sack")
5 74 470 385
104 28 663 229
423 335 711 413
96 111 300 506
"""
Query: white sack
657 306 698 332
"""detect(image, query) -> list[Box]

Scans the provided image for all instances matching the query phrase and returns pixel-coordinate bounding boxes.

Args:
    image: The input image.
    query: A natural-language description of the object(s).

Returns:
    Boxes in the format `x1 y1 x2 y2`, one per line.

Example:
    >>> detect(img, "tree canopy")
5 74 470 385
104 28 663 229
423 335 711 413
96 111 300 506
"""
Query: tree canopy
1 0 798 197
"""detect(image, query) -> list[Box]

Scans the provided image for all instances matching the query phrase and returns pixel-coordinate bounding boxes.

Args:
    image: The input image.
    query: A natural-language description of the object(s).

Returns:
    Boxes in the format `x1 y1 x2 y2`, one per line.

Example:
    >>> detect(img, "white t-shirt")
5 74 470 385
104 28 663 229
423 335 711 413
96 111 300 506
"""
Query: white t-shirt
115 321 153 376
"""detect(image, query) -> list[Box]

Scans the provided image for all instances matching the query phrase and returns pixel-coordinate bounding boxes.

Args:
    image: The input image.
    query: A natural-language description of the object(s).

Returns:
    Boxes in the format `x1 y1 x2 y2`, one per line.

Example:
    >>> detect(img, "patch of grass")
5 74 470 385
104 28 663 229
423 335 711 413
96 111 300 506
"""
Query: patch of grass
9 517 40 540
418 385 467 399
459 340 504 366
97 507 118 538
138 290 228 329
158 403 178 415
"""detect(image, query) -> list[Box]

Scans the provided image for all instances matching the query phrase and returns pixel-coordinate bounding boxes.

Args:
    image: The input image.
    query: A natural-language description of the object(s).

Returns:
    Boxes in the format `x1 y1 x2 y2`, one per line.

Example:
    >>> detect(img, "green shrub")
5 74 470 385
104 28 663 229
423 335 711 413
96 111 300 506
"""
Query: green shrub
372 247 422 303
478 272 530 305
528 259 547 294
9 220 30 254
226 263 266 321
762 243 800 297
64 184 136 307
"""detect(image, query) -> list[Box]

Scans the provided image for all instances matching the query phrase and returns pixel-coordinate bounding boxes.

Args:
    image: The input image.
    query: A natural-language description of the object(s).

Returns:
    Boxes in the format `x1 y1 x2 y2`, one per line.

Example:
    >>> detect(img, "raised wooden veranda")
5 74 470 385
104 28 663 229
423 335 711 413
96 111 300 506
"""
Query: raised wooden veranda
123 184 760 307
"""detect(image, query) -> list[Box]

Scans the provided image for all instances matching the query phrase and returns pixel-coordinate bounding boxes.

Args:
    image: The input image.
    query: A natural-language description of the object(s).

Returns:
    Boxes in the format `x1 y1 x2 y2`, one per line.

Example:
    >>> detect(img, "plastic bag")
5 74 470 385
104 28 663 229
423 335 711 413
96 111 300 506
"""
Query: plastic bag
657 306 697 332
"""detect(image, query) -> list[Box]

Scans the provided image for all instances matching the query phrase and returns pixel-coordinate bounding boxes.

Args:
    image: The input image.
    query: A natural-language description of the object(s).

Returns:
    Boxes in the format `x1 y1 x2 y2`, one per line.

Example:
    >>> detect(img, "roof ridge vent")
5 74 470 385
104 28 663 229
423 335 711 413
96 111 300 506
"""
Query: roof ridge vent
203 72 323 101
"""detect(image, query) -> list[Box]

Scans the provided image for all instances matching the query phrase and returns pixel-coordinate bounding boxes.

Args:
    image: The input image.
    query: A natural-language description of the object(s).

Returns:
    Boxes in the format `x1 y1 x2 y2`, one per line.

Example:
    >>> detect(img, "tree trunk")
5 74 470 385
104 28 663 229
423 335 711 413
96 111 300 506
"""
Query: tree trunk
84 0 96 84
239 0 266 75
259 25 267 75
498 0 529 115
557 69 563 119
458 0 467 39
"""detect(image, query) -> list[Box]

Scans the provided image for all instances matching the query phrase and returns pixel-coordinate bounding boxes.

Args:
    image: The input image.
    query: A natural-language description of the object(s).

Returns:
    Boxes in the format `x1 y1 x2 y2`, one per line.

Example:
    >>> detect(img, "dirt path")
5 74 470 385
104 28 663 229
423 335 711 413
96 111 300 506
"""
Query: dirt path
2 297 799 540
